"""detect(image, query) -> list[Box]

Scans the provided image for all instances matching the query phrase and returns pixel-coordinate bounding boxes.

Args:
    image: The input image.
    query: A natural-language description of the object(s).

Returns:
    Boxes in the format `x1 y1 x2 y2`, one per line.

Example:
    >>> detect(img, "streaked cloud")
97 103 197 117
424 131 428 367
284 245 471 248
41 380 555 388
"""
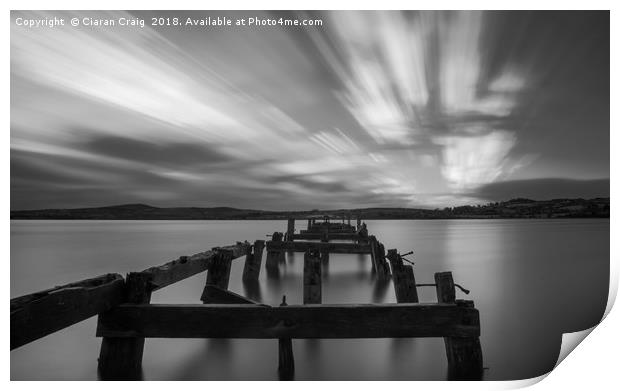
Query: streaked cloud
10 10 609 209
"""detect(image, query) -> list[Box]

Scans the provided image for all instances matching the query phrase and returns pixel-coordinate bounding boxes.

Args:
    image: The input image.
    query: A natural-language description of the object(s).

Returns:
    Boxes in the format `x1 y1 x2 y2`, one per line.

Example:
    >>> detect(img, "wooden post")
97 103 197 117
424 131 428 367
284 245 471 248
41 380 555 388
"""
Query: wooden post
204 249 234 292
303 249 322 304
286 218 295 241
386 249 418 303
278 296 294 380
435 272 456 303
242 240 265 282
307 219 312 230
370 240 390 280
347 215 351 226
434 272 483 380
98 273 151 380
356 217 361 230
266 232 284 270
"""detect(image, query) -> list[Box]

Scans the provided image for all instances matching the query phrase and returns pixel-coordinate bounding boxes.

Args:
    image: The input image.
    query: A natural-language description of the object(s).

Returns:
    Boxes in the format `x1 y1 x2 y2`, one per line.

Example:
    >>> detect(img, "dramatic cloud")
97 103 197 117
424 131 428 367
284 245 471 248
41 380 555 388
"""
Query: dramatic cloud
10 11 609 210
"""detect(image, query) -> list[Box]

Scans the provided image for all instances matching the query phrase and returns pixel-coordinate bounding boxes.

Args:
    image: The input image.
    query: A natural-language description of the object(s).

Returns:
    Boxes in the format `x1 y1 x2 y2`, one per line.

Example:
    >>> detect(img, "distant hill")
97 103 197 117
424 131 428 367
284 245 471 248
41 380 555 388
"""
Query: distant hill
10 198 609 220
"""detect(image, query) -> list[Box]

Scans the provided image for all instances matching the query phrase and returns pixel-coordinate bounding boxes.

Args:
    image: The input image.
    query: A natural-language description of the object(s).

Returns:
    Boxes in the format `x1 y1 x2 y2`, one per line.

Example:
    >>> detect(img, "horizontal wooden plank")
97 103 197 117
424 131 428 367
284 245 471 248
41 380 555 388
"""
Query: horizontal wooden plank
97 303 480 339
300 227 357 234
292 233 364 241
11 273 125 350
266 241 371 254
139 242 251 291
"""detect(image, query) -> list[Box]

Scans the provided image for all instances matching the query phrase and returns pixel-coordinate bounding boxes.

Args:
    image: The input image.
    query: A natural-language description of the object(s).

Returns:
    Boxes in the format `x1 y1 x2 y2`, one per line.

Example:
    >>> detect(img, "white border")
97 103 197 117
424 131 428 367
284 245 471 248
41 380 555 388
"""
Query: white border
4 1 617 390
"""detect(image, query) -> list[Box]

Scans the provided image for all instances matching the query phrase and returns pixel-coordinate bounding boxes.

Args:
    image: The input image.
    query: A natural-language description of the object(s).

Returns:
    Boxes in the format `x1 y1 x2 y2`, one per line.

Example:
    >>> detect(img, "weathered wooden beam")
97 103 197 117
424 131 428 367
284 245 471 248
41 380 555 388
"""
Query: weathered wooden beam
292 233 363 241
11 273 125 350
300 227 356 234
200 285 262 305
242 240 265 282
435 272 483 380
97 303 480 339
138 242 251 291
266 241 371 254
387 249 419 303
98 273 151 380
303 250 322 304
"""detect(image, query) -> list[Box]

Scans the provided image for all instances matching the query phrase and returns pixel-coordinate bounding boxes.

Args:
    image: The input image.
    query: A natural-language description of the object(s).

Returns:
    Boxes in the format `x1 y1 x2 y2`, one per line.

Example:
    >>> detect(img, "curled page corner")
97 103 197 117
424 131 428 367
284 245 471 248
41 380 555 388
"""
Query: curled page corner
554 326 596 369
550 270 617 378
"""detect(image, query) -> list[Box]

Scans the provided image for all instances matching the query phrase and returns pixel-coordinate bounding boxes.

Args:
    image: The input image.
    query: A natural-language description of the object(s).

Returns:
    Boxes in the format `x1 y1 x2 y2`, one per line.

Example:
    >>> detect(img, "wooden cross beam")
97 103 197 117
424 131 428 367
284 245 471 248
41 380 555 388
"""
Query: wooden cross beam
96 303 480 339
266 241 371 254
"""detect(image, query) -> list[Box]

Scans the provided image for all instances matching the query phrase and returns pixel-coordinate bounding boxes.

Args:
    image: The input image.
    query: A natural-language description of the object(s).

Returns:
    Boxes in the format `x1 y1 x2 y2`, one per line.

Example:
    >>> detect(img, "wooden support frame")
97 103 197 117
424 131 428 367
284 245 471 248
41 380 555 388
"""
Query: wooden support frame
97 303 481 339
98 272 152 380
434 272 483 380
14 216 485 382
97 243 250 379
11 274 124 350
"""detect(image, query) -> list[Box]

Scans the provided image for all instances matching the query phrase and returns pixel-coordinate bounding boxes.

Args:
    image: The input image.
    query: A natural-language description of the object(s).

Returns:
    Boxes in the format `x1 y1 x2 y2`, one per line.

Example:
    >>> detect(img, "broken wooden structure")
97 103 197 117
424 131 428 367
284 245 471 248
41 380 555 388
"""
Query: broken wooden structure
10 217 483 380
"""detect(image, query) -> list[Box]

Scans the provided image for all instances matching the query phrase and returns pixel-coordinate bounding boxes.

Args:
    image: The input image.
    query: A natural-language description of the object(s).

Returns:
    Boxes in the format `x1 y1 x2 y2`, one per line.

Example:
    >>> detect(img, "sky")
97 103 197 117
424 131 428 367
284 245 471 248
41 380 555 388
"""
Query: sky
10 10 609 210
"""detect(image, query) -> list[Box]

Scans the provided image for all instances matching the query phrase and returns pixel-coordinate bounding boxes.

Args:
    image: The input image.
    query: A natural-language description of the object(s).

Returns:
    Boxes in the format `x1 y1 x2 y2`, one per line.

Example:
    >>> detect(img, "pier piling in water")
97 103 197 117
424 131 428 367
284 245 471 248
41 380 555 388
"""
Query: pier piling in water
387 249 419 303
205 249 234 292
285 218 295 241
266 232 285 270
278 295 295 380
97 272 151 380
434 272 483 380
242 240 265 282
303 249 322 304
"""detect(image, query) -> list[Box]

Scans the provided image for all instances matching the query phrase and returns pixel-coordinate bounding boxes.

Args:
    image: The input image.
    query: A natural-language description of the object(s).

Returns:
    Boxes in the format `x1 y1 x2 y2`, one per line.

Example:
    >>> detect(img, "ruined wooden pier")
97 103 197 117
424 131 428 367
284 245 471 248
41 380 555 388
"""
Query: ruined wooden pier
10 217 483 380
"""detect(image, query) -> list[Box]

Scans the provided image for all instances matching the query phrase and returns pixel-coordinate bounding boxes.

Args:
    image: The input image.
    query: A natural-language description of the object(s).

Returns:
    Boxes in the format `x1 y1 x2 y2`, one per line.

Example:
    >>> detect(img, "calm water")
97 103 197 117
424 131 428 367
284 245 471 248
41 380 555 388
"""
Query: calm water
10 219 609 380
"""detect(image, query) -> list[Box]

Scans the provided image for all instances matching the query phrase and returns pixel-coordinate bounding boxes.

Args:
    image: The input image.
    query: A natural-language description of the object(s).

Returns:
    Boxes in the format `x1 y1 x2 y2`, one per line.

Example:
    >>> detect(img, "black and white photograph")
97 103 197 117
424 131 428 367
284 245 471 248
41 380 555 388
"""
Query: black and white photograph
8 5 612 383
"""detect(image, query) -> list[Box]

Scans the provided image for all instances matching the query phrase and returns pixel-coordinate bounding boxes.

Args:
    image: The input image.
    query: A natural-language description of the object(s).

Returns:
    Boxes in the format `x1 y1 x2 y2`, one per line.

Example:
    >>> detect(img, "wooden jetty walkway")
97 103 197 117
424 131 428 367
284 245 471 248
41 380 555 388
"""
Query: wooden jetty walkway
10 216 483 380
